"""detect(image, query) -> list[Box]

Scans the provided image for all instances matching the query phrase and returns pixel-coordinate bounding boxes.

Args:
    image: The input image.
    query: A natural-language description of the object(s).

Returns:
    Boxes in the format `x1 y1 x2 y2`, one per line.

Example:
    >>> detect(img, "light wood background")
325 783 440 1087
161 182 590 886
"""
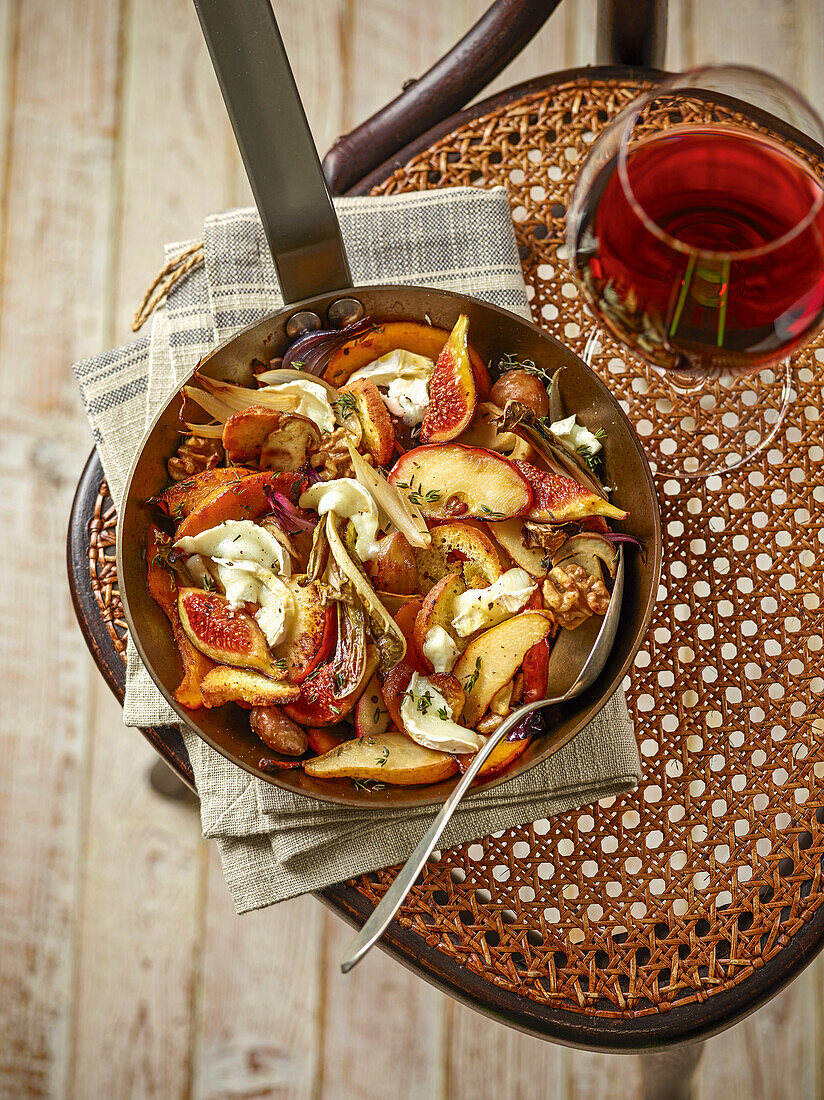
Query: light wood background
2 1 823 1097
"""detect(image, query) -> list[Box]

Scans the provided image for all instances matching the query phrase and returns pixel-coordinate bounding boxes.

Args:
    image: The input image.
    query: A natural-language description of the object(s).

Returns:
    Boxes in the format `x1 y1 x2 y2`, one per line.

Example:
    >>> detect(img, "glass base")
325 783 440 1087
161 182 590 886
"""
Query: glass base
581 330 794 480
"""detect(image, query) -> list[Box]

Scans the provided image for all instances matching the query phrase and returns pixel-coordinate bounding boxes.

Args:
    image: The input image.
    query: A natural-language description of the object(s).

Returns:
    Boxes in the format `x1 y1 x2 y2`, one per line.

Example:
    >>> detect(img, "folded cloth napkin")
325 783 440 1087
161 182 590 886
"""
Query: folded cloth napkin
73 187 641 912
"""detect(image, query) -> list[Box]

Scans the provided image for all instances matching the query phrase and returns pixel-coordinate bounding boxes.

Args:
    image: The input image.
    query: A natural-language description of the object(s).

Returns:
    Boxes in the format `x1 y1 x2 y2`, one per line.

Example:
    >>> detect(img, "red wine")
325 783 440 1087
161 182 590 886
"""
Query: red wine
573 126 824 376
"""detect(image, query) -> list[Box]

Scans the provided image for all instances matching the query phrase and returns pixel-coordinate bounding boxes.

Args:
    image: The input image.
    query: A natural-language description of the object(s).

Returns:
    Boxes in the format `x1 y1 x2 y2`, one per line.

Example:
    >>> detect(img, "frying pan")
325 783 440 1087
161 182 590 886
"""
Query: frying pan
116 0 662 808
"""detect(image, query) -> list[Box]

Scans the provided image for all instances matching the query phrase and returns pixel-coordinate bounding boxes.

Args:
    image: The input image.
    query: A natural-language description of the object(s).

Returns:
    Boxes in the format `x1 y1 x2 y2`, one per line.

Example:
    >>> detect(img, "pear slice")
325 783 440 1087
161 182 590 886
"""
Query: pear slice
453 611 554 726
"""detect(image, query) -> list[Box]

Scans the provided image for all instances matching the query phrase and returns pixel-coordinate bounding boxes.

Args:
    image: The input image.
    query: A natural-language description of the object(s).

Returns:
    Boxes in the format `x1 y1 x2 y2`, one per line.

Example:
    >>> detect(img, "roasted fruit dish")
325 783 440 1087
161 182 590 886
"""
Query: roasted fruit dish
146 315 637 788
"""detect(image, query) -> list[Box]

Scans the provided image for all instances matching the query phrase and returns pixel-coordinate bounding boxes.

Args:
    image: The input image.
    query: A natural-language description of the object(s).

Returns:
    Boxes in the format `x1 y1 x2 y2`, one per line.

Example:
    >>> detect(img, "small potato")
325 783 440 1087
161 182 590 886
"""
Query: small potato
490 370 549 418
368 532 419 594
249 706 308 756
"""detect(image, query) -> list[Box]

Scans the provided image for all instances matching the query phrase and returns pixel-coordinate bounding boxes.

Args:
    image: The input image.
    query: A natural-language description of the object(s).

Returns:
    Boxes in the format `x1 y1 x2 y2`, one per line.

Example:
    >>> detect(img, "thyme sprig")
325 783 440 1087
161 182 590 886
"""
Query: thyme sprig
333 391 357 419
463 656 483 695
394 475 442 507
576 429 606 473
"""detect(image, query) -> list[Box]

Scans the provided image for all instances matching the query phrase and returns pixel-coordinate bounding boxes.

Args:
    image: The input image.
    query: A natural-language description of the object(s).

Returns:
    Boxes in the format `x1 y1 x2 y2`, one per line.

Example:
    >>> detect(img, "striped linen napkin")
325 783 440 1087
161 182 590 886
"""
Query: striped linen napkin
73 187 640 912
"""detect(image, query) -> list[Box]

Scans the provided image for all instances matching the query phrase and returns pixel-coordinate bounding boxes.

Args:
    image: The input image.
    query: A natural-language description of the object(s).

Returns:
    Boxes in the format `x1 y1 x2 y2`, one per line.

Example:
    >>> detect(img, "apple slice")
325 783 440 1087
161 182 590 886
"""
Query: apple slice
389 444 532 521
453 611 554 726
523 637 550 703
340 378 395 466
355 674 391 737
514 460 627 523
420 314 476 443
381 598 425 731
323 320 490 397
305 730 458 785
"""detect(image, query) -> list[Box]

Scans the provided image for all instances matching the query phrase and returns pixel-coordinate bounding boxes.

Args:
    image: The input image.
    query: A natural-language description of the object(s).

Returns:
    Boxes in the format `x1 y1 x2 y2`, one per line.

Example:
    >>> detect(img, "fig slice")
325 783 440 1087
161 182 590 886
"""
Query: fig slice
177 588 281 677
514 460 627 523
420 314 477 443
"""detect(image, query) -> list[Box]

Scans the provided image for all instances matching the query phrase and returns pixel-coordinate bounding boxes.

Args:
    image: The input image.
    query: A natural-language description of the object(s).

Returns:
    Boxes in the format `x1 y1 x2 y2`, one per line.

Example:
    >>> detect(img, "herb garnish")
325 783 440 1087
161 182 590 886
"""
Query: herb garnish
576 429 606 473
463 655 483 694
479 504 505 519
334 392 357 418
416 690 433 715
375 746 390 767
498 351 539 376
395 476 441 506
352 778 386 791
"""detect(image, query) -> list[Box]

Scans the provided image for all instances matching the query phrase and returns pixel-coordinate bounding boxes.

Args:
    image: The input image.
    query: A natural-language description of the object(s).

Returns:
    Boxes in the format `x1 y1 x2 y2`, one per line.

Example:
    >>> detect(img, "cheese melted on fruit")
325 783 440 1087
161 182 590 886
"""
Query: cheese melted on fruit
259 379 336 432
422 624 459 673
349 348 435 426
300 478 381 561
451 567 537 638
175 520 294 647
401 671 484 754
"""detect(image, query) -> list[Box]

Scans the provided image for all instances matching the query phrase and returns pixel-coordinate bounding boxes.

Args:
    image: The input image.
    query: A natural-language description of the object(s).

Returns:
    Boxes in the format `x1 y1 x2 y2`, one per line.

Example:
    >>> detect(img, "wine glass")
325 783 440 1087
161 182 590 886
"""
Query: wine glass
566 65 824 478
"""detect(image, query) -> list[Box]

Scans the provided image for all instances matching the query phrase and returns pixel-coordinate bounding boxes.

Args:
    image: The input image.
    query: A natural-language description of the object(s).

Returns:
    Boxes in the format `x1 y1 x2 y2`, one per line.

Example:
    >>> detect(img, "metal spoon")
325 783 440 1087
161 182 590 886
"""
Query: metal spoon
340 549 625 973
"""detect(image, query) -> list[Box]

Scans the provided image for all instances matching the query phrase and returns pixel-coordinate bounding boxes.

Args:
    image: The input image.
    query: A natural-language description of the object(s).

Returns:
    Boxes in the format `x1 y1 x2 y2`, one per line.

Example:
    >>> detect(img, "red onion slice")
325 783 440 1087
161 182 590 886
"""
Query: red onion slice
263 486 316 533
506 710 545 742
283 317 376 375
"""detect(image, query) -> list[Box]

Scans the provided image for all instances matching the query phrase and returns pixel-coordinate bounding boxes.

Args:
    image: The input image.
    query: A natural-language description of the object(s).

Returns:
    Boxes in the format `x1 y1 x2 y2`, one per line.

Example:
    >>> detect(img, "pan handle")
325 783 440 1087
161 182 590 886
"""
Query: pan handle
193 0 352 304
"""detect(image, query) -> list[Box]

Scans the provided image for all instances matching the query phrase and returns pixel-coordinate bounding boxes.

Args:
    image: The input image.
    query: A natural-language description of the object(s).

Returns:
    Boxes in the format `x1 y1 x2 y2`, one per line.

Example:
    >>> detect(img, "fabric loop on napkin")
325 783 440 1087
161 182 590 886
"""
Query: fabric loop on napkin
72 186 641 912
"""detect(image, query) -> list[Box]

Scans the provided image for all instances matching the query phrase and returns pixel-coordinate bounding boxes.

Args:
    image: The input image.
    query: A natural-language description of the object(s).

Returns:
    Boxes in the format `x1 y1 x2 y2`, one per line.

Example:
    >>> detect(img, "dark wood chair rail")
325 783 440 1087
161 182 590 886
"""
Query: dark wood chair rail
322 0 668 196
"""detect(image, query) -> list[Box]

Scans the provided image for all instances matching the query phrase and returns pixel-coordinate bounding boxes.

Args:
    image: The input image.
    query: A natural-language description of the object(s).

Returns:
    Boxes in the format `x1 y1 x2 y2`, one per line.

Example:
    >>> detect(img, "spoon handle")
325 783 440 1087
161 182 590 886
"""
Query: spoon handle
340 708 544 973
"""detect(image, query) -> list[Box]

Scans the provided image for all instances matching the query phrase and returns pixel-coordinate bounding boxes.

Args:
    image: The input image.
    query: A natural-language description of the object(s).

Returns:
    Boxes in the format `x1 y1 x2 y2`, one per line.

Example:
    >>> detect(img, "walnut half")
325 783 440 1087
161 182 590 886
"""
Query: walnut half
309 425 369 481
167 435 224 481
543 563 610 630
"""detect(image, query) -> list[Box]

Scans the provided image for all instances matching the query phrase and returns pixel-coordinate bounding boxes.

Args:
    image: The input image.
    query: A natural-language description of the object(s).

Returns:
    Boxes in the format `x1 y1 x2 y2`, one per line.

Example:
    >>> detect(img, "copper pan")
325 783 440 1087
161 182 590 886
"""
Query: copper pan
116 0 661 808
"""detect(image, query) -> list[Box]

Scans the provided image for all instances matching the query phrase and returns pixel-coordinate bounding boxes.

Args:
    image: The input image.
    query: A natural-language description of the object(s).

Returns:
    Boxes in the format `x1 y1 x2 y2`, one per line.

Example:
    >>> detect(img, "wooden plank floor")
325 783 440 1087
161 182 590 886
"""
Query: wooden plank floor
1 1 821 1096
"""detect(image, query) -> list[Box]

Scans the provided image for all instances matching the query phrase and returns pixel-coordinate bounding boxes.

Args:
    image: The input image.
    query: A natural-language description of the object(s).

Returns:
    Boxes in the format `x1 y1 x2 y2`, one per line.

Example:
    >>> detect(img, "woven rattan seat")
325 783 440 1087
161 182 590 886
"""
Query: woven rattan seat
73 70 824 1049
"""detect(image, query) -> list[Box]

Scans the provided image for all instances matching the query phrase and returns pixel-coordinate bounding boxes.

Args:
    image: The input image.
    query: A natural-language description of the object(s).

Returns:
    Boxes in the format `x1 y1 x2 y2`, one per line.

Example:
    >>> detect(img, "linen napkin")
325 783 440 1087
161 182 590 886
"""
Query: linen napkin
73 187 641 912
